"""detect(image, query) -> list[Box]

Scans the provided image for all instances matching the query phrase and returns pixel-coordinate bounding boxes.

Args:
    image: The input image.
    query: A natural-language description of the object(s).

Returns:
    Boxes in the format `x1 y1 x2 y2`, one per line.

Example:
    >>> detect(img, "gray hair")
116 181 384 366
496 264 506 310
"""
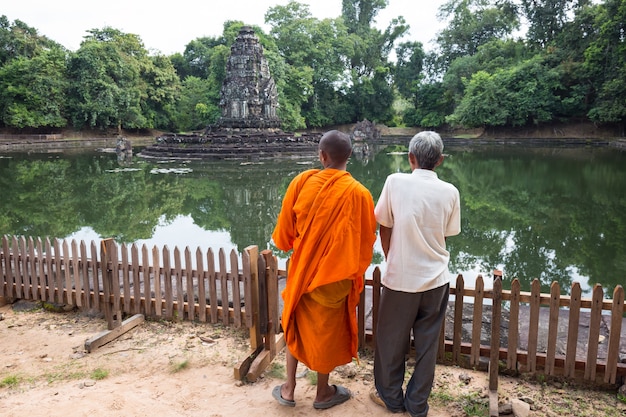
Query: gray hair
408 131 444 170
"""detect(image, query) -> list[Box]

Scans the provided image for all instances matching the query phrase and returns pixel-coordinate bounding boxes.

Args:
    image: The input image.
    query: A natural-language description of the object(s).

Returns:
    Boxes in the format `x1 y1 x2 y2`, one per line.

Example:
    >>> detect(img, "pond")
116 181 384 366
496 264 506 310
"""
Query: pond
1 141 624 298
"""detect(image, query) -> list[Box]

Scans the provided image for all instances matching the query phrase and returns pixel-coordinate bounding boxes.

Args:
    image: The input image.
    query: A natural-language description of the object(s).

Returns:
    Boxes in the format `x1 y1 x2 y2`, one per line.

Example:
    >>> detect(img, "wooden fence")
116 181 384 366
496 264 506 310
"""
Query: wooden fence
1 235 624 389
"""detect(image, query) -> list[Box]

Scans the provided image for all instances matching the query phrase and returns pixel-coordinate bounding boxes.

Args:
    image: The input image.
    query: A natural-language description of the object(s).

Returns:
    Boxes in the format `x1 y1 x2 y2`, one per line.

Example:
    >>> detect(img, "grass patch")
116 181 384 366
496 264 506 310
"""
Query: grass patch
170 359 190 373
306 371 318 386
265 362 285 380
90 368 109 380
0 375 20 388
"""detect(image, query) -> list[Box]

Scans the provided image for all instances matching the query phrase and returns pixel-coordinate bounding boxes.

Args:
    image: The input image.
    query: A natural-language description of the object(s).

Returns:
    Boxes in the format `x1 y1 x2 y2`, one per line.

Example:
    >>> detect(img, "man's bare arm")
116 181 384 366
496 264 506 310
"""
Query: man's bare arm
379 225 392 259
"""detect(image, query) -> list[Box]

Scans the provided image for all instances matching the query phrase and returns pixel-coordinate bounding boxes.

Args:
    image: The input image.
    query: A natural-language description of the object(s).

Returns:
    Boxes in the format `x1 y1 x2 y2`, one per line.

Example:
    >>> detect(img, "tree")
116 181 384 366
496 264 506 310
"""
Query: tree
0 47 68 128
435 0 519 72
584 0 626 126
67 27 179 132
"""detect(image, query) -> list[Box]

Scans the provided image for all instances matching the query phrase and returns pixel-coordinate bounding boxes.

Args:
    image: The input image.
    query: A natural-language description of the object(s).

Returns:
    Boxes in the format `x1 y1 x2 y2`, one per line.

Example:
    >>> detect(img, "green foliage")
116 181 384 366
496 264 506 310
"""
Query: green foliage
0 374 20 388
90 368 109 380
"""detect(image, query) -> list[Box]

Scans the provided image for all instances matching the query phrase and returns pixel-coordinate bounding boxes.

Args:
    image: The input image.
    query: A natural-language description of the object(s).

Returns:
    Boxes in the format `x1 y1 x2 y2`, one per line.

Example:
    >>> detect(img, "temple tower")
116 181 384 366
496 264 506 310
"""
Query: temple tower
217 26 281 129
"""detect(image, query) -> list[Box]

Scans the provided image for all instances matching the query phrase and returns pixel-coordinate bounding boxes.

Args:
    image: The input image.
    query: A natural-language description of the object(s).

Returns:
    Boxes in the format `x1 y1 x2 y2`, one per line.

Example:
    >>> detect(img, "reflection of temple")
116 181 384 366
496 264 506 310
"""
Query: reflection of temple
217 26 280 129
139 26 320 160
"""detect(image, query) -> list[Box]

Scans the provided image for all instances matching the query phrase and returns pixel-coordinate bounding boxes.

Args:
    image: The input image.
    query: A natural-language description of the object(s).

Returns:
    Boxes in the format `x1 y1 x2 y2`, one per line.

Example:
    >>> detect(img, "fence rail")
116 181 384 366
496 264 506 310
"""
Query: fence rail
1 235 624 387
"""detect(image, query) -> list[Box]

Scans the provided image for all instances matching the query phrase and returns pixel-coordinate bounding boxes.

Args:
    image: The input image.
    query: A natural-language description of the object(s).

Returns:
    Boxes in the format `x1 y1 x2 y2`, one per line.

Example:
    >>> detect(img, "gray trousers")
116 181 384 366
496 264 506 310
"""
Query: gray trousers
373 283 449 417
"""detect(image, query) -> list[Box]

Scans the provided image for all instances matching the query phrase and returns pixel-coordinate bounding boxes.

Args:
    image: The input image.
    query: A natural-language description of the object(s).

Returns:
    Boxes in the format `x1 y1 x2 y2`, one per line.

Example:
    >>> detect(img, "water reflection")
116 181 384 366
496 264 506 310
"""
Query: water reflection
1 143 624 297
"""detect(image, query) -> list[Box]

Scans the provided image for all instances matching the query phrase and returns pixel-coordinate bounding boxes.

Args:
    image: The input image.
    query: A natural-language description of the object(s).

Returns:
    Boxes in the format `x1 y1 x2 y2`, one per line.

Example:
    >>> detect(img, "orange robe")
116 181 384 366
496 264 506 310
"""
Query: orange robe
272 168 376 373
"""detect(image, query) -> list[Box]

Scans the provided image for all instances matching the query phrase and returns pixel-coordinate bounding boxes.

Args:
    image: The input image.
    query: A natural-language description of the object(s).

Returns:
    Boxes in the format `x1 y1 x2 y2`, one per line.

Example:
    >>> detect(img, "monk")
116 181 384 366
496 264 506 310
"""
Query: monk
271 130 377 410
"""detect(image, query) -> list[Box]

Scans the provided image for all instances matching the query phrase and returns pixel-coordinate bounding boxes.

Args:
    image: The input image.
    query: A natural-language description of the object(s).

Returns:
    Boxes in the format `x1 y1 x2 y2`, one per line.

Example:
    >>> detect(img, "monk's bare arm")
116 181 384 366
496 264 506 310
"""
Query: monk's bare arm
379 225 392 259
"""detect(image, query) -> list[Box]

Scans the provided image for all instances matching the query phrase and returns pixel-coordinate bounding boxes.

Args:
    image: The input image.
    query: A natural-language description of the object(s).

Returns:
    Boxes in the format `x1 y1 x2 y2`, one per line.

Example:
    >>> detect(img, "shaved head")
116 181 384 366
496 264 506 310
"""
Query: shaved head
319 130 352 164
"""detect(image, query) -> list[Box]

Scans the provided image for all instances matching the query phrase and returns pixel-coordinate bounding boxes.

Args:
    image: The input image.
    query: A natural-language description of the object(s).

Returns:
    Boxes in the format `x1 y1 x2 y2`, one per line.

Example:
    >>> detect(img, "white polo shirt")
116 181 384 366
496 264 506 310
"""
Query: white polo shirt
374 169 461 292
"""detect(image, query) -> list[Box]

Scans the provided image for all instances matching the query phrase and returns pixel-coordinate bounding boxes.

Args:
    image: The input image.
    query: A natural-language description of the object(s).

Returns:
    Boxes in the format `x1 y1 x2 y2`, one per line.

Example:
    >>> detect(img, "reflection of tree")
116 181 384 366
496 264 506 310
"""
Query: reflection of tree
443 146 626 295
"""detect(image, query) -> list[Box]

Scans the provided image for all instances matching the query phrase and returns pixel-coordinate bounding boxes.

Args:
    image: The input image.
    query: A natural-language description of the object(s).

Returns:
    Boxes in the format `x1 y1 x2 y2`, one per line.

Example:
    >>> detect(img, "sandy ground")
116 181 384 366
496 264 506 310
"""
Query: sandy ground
1 304 624 417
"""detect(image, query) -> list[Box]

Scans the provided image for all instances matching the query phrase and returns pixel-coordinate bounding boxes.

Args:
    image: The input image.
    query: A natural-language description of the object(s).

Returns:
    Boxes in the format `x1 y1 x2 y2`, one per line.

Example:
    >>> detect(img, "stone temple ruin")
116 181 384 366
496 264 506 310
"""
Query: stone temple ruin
139 26 320 160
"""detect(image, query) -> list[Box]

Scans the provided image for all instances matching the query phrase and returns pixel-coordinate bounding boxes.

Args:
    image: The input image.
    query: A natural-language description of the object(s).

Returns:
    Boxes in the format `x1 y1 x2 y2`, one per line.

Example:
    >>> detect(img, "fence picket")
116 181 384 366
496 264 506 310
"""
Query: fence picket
207 248 217 323
163 246 173 319
453 274 464 364
29 237 37 300
1 237 11 298
62 240 71 305
230 249 242 328
585 284 604 381
219 248 229 325
174 247 184 320
36 238 45 302
13 236 22 299
185 247 194 320
71 240 81 308
142 245 151 316
196 248 206 323
45 238 53 302
152 246 161 316
80 241 89 308
90 241 99 310
564 282 582 377
606 286 624 384
546 281 560 375
507 279 520 370
527 279 541 372
131 244 141 314
471 275 484 367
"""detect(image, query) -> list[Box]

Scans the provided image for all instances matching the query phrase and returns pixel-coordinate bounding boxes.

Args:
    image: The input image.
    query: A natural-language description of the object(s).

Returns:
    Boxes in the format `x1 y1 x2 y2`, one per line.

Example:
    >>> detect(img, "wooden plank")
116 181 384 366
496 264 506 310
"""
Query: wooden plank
36 238 45 302
219 248 229 325
258 254 268 335
527 279 541 373
52 239 64 304
90 241 99 310
152 246 161 316
564 282 582 377
62 239 72 305
131 244 141 314
245 333 286 382
28 237 37 300
80 240 90 308
17 236 27 300
185 247 194 320
244 246 261 350
174 247 184 320
207 248 218 323
1 236 12 298
585 284 603 381
489 277 502 392
13 236 22 299
507 279 520 371
262 250 278 359
453 274 464 364
142 245 151 316
234 345 263 380
230 250 242 327
605 285 624 384
471 275 484 367
197 248 207 322
46 238 54 302
109 241 121 322
120 243 130 313
101 239 115 329
545 281 560 375
84 314 145 353
70 240 80 307
163 246 173 319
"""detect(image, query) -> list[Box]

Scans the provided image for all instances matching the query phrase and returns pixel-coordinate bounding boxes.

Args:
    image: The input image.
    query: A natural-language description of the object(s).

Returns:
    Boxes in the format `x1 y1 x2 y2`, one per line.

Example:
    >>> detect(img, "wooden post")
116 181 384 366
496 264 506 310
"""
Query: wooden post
489 276 502 417
101 238 121 330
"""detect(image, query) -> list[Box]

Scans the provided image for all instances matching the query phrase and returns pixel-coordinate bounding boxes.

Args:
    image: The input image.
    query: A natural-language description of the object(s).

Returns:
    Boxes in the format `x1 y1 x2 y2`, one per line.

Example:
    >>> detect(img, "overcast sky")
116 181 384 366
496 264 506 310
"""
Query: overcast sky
3 0 448 55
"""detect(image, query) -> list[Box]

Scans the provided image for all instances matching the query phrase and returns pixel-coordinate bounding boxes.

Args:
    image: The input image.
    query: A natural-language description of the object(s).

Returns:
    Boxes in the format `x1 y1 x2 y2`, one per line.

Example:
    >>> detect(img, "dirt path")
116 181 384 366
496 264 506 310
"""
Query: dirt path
1 304 623 417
